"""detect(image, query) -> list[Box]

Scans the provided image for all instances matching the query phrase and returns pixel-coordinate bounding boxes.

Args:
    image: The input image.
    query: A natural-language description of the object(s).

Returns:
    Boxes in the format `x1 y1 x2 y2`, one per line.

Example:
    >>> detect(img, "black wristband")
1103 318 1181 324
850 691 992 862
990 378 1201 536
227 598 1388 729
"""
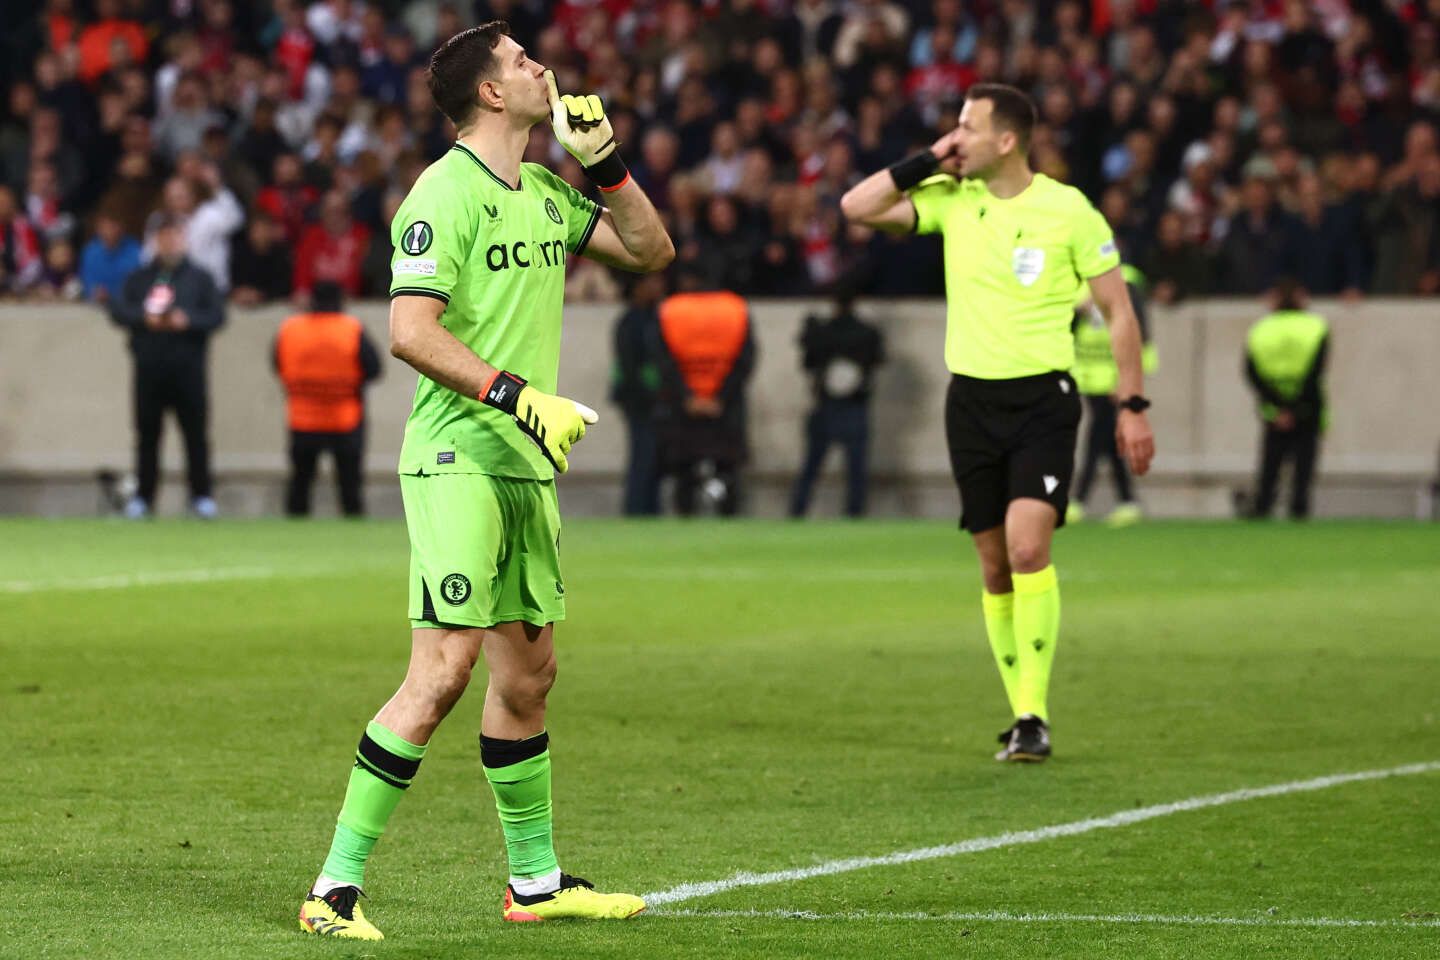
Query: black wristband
888 150 941 192
1117 395 1151 413
582 151 629 191
481 370 527 415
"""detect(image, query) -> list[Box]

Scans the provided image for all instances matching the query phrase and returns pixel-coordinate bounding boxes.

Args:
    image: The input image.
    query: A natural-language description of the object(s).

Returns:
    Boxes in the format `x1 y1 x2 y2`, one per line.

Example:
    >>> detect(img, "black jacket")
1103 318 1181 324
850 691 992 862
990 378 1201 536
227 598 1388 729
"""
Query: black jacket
109 257 225 362
799 312 884 402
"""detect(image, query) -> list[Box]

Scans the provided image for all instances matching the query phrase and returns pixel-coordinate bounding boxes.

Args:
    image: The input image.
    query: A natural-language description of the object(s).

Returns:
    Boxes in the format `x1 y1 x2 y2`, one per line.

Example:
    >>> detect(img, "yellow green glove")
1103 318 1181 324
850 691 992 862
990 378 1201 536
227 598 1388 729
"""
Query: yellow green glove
481 371 598 473
544 70 629 191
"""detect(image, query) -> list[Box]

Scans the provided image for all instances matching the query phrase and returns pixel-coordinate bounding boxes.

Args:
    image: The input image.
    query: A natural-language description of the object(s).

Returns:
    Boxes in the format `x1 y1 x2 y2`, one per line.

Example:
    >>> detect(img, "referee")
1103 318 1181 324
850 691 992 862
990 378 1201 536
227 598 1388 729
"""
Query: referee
841 84 1155 762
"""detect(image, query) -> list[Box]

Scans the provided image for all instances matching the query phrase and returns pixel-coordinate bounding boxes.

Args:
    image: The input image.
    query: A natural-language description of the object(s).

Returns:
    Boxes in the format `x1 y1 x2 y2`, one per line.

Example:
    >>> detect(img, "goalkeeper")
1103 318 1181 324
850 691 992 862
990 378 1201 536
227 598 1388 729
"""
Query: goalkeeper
298 22 672 940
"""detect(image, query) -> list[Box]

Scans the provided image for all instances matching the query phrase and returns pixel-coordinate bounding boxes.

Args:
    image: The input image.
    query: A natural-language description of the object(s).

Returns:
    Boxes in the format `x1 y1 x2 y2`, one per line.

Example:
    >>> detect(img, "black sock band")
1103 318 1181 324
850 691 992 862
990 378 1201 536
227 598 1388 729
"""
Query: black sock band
356 732 422 788
480 731 550 769
888 150 941 192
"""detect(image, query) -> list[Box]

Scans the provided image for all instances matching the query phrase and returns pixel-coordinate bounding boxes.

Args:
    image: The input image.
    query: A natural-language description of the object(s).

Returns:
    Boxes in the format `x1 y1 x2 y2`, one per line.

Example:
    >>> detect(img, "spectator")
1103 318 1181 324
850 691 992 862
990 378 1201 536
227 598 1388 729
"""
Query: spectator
1143 210 1213 305
147 165 245 291
273 281 383 517
363 25 422 105
230 212 294 306
24 160 75 245
0 185 44 295
4 108 84 213
1369 154 1440 294
293 189 371 301
655 273 756 516
153 72 225 162
1217 174 1300 294
1291 172 1367 297
108 215 225 520
236 100 290 181
909 0 978 69
36 238 82 300
76 0 149 85
80 210 142 304
694 195 758 292
255 152 320 246
7 0 1440 305
788 289 885 518
98 148 163 241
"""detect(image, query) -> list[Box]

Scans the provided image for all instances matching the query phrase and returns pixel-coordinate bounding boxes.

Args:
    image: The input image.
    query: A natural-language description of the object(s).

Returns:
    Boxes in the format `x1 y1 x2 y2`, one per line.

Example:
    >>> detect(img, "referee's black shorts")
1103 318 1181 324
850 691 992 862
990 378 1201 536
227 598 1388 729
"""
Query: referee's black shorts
944 371 1082 534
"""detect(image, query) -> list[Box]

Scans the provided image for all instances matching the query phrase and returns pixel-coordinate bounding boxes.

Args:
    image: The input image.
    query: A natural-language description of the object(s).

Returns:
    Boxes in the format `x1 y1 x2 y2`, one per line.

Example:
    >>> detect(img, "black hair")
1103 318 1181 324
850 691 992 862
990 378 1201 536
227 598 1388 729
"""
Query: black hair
966 83 1038 149
1273 276 1306 311
426 21 511 129
311 280 344 313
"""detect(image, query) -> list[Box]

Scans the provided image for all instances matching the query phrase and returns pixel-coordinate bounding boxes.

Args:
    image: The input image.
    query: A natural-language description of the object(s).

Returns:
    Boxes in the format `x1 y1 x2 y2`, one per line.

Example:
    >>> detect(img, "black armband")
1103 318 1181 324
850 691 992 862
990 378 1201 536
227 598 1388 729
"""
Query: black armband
887 150 941 192
583 151 630 192
480 370 527 414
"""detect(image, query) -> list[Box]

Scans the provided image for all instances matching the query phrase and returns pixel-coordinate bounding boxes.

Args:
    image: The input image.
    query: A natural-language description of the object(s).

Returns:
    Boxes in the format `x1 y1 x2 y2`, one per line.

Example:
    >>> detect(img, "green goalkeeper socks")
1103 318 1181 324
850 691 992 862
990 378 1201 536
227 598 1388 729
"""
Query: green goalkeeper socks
1012 565 1061 723
481 732 559 881
981 589 1021 715
320 721 427 887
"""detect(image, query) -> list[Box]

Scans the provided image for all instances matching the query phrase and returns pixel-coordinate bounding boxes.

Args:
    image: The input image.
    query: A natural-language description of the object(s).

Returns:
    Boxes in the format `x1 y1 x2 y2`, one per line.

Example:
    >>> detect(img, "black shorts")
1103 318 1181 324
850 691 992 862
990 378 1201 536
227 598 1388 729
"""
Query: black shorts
944 371 1081 533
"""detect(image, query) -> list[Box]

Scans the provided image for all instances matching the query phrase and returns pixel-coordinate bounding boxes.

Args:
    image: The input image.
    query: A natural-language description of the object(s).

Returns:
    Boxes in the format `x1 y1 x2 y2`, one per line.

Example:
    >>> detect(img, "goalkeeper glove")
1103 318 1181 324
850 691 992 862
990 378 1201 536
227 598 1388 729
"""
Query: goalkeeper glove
481 370 599 474
544 70 629 192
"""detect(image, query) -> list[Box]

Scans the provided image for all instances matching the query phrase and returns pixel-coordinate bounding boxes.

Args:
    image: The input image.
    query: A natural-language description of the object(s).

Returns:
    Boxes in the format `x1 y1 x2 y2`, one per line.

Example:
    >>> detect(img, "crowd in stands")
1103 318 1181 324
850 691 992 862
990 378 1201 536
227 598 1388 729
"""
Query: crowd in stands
4 0 1440 306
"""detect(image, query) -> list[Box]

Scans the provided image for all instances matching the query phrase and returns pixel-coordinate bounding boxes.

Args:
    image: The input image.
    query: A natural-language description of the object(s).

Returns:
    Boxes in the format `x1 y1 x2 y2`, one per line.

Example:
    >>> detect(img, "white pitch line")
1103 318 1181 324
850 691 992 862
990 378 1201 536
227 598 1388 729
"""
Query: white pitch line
0 567 281 594
644 761 1440 906
654 907 1440 930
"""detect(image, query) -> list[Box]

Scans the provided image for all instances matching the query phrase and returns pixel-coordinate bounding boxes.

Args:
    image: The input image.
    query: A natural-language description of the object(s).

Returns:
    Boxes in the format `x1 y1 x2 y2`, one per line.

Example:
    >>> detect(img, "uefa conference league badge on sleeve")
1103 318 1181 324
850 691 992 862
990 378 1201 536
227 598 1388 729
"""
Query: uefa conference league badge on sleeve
395 221 437 276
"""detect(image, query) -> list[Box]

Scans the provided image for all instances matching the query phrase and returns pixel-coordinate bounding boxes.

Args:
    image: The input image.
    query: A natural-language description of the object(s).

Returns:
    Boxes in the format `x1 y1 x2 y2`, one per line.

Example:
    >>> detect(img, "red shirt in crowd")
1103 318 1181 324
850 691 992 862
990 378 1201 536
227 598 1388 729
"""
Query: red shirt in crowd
77 18 149 84
256 183 321 245
293 222 371 297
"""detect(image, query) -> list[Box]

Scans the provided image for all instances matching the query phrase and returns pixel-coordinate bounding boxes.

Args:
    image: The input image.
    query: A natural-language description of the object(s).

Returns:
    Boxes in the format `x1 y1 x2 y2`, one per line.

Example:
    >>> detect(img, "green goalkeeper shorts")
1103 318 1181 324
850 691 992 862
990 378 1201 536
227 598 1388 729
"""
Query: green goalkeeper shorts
400 472 566 630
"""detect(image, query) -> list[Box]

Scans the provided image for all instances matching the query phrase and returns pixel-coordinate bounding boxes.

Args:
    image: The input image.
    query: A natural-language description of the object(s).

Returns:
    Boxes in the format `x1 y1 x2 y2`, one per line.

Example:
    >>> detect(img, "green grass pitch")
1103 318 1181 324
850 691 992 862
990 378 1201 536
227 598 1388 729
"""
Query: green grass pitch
2 518 1438 959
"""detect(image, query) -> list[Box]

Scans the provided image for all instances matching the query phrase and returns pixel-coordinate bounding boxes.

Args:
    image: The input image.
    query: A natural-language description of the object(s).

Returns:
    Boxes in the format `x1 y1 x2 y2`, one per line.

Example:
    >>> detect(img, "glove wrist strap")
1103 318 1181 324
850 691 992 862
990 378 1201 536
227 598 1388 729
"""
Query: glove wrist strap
583 151 629 192
888 150 941 192
480 370 527 415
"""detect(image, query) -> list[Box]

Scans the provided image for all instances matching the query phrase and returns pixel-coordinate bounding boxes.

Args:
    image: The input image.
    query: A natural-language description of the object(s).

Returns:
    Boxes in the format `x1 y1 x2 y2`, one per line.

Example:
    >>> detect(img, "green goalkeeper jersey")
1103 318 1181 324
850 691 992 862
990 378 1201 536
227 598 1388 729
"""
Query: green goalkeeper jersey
389 141 602 480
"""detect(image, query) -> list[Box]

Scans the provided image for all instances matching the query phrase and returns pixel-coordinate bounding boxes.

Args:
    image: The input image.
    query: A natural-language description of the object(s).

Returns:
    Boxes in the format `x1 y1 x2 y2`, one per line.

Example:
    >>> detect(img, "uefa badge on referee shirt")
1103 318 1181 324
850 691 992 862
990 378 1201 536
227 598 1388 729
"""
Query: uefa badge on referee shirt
1012 246 1045 287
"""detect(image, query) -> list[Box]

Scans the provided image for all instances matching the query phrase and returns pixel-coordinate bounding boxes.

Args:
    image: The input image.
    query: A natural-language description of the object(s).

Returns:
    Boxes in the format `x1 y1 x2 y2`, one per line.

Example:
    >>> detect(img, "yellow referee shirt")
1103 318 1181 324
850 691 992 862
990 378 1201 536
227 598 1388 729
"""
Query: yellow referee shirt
911 172 1119 380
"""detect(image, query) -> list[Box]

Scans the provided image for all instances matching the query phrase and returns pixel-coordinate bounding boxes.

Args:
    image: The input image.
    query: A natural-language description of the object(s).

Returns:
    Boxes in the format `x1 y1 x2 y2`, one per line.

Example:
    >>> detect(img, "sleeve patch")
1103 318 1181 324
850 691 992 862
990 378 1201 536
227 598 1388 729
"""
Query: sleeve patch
394 258 438 276
1099 240 1117 257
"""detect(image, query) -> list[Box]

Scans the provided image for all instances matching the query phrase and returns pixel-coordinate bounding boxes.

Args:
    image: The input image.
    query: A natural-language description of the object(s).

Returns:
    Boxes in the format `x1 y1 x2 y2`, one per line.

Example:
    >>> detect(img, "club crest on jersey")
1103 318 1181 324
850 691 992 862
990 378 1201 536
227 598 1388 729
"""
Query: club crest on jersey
1012 246 1045 287
401 221 433 255
440 573 471 605
544 198 564 224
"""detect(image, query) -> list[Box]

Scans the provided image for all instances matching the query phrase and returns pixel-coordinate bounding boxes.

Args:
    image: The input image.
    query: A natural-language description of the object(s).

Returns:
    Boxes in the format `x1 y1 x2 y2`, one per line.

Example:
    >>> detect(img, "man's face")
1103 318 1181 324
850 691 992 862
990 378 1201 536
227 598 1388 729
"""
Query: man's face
953 98 1012 178
322 195 349 233
488 35 549 125
155 224 185 261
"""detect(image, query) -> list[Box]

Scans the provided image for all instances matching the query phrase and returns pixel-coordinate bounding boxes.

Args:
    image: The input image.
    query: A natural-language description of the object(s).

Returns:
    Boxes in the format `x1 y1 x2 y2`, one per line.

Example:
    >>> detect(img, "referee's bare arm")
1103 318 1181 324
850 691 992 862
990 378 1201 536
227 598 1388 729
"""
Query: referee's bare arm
1088 268 1156 476
841 131 964 233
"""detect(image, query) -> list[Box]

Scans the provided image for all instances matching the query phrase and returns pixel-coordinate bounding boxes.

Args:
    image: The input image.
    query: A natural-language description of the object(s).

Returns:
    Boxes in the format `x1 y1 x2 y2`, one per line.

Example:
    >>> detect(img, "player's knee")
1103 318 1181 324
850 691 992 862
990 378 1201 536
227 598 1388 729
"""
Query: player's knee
496 656 556 717
1007 541 1050 574
426 652 475 706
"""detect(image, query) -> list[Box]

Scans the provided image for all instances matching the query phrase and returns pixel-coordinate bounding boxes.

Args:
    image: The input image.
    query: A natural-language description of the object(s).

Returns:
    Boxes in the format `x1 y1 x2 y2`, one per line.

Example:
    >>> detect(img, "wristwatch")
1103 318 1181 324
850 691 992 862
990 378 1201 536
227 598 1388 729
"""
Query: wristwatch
1118 395 1152 413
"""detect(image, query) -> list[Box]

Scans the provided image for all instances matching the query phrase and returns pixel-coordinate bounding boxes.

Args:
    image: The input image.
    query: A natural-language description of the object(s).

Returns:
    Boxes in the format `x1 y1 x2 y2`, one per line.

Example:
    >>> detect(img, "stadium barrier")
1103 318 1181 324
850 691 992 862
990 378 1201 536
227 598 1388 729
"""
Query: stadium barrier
1 299 1436 518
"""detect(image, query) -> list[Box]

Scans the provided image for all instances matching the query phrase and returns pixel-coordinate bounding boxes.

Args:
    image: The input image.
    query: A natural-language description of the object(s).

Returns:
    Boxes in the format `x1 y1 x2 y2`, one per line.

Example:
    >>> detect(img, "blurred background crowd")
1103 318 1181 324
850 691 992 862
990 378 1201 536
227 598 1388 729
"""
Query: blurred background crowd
5 0 1440 308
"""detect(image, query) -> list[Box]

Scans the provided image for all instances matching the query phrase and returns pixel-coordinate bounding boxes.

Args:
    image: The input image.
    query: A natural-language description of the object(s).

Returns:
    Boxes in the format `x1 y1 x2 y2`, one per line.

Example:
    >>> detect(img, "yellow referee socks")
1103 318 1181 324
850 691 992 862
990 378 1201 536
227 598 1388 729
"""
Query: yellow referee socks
981 590 1021 715
1012 565 1060 722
